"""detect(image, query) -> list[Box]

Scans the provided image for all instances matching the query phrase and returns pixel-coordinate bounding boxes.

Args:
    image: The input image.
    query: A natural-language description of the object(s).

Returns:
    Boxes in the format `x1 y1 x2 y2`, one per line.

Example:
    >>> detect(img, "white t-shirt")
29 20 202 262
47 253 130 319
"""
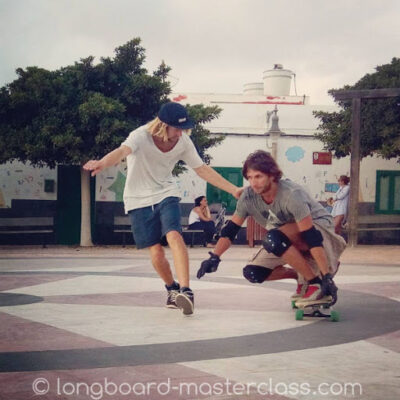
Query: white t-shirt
188 209 200 225
121 125 204 212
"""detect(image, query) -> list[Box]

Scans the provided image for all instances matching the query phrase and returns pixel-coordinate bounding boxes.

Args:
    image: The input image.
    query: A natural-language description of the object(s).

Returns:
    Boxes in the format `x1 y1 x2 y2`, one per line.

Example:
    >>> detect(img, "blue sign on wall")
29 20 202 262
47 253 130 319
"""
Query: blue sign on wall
325 183 339 193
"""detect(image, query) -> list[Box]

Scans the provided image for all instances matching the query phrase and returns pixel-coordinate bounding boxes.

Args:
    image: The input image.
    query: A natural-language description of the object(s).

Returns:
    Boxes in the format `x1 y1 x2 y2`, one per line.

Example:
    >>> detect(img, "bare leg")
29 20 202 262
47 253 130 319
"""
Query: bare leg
279 245 317 281
166 230 190 288
309 246 330 275
149 243 174 286
267 265 298 281
278 223 330 279
334 215 344 235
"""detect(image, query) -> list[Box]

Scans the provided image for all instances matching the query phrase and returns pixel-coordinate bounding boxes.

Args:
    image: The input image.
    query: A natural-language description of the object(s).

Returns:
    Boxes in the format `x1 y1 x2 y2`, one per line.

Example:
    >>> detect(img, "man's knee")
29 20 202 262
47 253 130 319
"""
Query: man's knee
263 229 292 257
165 230 184 245
243 265 273 283
149 243 165 263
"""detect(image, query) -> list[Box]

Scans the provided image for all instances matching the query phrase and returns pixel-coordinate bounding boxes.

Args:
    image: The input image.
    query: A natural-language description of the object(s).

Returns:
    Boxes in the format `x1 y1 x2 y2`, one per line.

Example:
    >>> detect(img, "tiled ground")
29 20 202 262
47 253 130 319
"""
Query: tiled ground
0 245 399 400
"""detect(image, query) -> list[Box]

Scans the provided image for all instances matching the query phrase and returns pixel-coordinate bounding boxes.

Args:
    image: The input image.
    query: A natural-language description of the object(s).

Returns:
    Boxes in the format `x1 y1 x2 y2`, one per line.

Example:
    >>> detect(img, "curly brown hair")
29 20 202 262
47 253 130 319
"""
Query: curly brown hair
242 150 283 182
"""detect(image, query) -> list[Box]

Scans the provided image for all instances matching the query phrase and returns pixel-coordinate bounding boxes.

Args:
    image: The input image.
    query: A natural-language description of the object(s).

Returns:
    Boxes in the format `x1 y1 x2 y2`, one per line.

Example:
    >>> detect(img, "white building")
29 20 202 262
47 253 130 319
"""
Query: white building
1 64 398 244
169 64 398 210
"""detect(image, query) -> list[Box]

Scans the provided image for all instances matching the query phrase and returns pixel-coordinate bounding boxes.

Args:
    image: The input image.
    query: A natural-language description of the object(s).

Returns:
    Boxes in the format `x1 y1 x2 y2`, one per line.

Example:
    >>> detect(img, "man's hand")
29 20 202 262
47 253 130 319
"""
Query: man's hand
83 160 104 177
197 252 221 279
83 146 132 177
233 186 245 200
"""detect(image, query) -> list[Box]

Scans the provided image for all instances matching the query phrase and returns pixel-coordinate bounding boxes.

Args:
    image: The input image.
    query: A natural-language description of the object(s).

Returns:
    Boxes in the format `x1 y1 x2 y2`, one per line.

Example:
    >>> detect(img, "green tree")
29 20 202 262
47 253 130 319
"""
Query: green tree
0 38 224 245
314 57 400 161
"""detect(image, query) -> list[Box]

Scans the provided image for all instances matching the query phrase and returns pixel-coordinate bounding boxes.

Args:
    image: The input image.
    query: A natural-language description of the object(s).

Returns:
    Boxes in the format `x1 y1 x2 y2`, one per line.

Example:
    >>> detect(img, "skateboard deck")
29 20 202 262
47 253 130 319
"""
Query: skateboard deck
293 298 339 322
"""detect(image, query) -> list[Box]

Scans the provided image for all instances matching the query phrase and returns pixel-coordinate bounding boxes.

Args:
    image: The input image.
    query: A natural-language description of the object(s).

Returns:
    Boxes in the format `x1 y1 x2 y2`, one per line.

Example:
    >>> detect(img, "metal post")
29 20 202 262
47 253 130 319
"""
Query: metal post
348 98 361 247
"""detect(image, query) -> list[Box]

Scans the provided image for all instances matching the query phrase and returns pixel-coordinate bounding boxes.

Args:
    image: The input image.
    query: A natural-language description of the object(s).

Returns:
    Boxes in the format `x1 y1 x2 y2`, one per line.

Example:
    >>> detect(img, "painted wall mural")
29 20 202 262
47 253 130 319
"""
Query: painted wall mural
0 161 57 207
0 150 393 209
325 183 340 193
285 146 305 163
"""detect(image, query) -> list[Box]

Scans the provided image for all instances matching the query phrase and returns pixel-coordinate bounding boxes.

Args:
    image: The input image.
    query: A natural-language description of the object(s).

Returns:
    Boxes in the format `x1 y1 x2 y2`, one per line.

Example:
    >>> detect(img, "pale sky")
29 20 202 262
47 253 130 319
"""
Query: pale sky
1 0 399 105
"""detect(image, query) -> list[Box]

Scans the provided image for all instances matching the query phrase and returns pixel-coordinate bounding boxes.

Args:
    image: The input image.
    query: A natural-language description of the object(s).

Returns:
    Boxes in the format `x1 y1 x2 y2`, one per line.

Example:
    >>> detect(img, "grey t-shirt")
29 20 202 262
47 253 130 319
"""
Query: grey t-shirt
236 179 333 230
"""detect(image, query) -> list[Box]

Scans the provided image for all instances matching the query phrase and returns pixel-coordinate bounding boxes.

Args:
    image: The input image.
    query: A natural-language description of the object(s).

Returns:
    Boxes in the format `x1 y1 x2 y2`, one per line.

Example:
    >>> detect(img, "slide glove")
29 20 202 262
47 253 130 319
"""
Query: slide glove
197 252 221 279
321 273 338 305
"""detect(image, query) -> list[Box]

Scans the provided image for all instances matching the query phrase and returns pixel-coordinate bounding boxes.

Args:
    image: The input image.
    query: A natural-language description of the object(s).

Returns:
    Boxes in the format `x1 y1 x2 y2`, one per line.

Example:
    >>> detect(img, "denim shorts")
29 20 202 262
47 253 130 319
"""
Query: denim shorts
128 197 182 249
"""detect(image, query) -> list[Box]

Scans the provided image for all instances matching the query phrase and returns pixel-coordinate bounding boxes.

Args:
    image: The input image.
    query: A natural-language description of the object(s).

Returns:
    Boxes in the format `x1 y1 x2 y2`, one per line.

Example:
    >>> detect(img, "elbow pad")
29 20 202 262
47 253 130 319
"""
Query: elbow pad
220 220 241 242
301 226 323 249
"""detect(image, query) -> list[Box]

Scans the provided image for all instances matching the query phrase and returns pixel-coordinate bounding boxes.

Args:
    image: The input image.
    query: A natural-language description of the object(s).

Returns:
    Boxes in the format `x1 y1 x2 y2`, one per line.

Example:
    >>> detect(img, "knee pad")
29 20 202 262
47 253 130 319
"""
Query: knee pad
301 226 323 249
263 229 291 257
243 265 272 283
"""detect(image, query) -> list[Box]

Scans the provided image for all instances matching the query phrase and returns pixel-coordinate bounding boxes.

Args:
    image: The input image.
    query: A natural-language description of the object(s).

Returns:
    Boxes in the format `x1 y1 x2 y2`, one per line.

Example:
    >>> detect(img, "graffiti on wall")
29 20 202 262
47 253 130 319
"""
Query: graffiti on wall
0 162 57 207
285 146 305 163
174 169 207 203
325 183 340 193
283 147 351 202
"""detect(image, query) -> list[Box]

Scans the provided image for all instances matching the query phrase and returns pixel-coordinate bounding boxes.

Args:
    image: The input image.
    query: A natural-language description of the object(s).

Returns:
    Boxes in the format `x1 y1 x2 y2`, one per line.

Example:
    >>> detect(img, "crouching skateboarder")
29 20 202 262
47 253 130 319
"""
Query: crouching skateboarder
197 150 347 307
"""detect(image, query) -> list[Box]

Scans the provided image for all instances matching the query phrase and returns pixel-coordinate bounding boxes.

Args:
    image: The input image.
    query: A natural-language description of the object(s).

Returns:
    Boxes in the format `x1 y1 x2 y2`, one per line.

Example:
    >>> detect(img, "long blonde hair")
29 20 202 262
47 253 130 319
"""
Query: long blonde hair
147 117 192 142
147 117 169 142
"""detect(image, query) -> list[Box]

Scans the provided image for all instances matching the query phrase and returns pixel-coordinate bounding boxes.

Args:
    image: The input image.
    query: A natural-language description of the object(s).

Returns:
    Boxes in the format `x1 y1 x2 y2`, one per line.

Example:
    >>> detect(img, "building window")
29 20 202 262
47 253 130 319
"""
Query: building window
207 167 243 213
375 170 400 214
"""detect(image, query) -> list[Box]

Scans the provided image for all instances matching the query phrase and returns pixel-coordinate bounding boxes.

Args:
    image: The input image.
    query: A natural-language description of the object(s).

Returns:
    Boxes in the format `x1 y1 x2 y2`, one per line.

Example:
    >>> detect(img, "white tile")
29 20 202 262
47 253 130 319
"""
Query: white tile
1 265 133 273
181 341 400 400
5 276 244 296
335 275 400 284
1 303 314 346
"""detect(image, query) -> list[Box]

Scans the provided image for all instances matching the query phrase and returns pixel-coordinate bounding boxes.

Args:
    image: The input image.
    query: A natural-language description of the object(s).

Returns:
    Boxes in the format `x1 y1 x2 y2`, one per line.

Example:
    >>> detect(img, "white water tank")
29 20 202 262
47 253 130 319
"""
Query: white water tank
263 64 293 96
243 82 264 95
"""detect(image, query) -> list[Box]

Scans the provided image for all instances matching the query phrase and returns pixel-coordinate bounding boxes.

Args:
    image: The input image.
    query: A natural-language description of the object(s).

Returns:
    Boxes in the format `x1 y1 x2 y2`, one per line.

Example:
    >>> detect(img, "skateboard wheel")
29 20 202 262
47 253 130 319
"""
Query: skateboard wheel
330 310 340 322
295 309 304 320
291 300 298 309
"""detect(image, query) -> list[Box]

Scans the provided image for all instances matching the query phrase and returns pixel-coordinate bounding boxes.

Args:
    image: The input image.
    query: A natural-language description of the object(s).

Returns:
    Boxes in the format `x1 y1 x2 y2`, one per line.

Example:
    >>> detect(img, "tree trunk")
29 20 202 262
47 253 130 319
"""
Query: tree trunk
80 167 93 246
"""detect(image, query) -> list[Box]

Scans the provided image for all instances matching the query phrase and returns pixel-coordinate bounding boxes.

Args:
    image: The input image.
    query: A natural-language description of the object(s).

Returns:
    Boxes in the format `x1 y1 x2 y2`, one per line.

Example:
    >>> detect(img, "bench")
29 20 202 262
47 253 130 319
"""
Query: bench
0 217 54 247
355 215 400 232
247 214 400 247
113 216 132 247
113 215 205 248
181 216 205 248
246 216 267 247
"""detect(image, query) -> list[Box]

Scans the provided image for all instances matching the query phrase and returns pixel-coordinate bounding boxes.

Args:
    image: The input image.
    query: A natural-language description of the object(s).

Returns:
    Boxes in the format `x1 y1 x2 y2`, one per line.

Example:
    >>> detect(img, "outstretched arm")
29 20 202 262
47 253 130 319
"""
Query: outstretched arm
83 145 132 176
213 214 245 257
197 214 244 279
194 164 244 199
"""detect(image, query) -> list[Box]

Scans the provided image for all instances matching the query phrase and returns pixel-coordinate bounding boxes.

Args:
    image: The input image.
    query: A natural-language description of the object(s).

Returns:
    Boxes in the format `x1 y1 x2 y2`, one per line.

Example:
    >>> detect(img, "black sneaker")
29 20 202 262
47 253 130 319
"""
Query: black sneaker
165 282 180 309
175 288 194 315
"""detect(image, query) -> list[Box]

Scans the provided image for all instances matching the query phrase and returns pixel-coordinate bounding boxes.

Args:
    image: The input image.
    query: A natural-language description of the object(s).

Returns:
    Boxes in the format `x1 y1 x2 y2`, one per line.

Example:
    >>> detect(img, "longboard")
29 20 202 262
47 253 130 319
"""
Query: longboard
294 299 339 322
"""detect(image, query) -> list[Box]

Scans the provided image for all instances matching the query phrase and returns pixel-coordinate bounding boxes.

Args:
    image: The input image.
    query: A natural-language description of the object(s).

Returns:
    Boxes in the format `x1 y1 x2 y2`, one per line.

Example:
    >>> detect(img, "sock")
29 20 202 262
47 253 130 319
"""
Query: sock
308 276 322 285
181 286 192 293
165 281 180 291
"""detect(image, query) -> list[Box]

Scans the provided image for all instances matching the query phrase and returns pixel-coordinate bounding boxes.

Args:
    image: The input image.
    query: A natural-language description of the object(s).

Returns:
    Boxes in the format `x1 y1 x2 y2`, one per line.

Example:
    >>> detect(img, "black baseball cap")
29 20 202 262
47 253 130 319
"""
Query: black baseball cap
158 102 195 129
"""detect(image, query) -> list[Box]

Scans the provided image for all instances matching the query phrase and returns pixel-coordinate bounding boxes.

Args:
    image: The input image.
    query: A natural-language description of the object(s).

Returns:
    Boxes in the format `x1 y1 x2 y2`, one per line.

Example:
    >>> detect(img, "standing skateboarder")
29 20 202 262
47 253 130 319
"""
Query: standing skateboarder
84 102 241 315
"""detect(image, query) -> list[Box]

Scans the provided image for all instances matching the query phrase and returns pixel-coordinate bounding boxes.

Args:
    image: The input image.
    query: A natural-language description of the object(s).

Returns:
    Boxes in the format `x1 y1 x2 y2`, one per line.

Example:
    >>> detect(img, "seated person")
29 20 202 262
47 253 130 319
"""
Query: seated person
188 196 216 248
